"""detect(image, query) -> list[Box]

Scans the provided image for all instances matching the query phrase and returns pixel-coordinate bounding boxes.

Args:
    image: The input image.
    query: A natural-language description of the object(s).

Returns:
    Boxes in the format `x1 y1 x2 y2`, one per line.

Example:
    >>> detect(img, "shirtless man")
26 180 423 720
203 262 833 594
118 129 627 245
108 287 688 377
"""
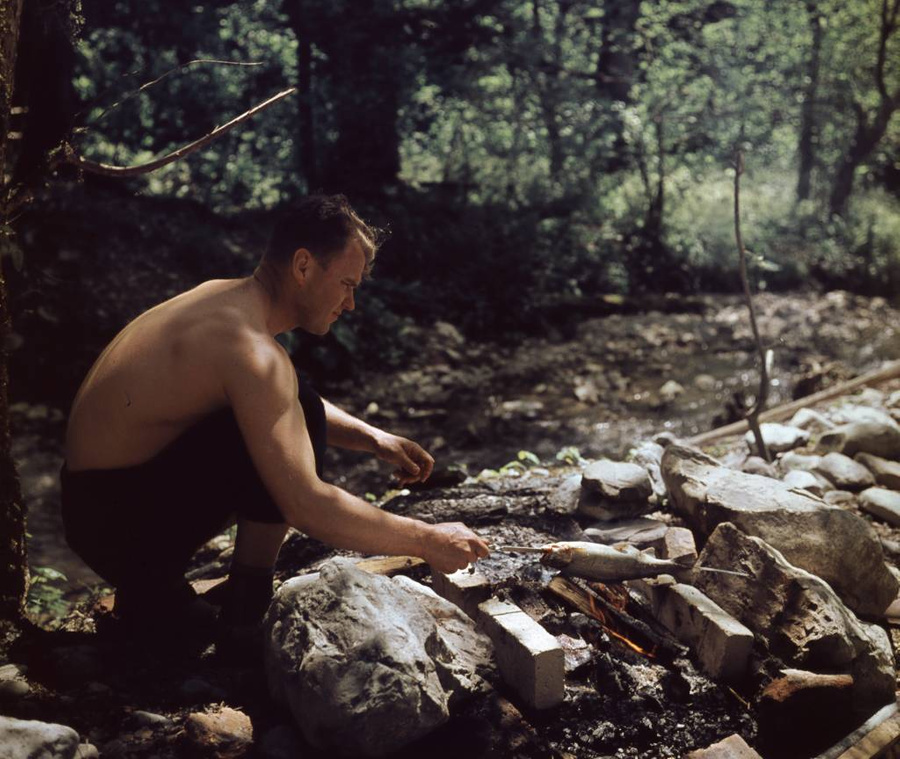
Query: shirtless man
61 194 489 641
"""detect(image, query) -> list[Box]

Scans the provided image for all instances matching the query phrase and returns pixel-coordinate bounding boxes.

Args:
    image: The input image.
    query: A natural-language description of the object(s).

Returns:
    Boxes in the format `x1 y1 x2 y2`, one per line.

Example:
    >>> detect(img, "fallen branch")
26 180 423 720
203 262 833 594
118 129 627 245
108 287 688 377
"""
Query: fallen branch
79 58 265 130
56 86 297 178
688 359 900 447
734 150 771 461
547 575 685 661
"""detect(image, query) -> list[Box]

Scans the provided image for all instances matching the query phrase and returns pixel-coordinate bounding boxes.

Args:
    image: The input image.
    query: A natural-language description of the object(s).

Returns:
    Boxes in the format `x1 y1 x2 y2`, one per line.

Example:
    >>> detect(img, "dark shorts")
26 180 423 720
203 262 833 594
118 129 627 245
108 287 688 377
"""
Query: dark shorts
60 375 326 593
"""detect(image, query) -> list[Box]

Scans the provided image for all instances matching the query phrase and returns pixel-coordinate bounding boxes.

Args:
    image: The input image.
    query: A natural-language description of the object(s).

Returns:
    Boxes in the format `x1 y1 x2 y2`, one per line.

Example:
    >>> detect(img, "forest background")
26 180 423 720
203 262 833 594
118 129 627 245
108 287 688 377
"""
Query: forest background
0 0 898 621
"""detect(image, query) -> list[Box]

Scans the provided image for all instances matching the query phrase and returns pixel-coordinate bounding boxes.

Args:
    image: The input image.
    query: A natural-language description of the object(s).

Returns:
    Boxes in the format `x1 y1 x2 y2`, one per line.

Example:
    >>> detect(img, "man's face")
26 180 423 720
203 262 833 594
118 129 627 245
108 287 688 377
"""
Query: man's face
297 238 366 335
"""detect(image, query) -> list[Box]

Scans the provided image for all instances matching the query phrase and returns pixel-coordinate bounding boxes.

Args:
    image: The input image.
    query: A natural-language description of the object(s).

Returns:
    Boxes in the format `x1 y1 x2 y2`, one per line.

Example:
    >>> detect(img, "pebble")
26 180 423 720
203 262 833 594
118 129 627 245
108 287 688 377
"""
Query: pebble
131 710 174 728
777 451 821 473
744 423 810 455
859 488 900 527
0 679 31 698
184 707 252 758
813 452 876 491
0 664 26 681
783 470 829 497
855 452 900 491
75 745 100 759
741 456 777 478
693 374 717 391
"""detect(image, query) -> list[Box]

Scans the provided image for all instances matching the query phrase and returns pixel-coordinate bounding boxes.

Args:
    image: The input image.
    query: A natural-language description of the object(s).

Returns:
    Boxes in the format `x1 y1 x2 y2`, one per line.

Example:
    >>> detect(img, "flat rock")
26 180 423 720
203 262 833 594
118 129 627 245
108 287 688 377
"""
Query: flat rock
0 715 81 759
855 452 900 490
776 451 821 474
782 469 829 496
579 460 653 520
813 452 876 491
661 444 898 617
581 460 652 501
817 420 900 459
264 558 494 757
184 708 252 759
744 423 810 455
582 517 668 546
695 523 895 715
859 488 900 527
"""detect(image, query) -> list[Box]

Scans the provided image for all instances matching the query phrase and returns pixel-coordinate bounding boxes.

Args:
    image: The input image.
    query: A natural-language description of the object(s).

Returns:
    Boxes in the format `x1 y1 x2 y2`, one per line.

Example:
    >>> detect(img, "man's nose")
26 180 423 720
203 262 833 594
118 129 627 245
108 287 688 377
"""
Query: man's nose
344 291 355 311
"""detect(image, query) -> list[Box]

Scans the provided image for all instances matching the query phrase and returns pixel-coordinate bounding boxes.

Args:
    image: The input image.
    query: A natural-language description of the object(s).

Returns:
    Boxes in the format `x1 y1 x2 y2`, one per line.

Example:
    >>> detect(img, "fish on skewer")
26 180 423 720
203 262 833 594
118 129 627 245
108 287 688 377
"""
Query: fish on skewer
498 541 749 582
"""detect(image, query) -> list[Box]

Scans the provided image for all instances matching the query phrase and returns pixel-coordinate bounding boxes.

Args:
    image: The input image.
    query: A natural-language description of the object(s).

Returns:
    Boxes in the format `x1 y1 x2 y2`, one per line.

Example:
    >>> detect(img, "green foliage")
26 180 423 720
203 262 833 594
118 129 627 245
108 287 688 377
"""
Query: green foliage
26 566 69 621
555 446 586 466
56 0 900 330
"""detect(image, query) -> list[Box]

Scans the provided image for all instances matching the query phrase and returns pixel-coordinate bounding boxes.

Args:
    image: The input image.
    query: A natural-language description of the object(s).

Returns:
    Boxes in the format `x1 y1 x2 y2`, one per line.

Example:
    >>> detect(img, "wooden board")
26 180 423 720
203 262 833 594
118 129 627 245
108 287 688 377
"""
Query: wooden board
353 555 426 575
688 360 900 447
817 702 900 759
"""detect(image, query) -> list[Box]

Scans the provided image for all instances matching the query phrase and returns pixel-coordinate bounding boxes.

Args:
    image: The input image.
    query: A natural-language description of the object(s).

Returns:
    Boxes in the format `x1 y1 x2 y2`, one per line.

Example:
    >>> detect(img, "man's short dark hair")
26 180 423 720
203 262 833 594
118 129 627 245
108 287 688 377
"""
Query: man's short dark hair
264 194 381 273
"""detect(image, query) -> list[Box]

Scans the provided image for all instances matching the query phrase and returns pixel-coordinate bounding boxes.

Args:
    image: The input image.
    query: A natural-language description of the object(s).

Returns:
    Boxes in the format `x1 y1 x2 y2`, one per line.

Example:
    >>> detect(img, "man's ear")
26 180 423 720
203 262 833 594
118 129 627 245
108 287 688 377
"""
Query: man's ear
291 248 313 285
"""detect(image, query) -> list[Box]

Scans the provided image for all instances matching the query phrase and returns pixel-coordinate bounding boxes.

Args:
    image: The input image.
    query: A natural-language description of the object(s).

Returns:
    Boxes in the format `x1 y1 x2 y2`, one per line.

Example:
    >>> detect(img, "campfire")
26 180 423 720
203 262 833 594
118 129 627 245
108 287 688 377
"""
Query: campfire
284 380 898 758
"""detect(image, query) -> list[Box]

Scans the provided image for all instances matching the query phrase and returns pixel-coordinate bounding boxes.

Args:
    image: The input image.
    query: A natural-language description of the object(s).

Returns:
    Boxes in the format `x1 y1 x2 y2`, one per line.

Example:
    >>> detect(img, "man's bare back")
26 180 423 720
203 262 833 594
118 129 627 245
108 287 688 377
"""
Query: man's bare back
62 196 490 616
65 278 277 471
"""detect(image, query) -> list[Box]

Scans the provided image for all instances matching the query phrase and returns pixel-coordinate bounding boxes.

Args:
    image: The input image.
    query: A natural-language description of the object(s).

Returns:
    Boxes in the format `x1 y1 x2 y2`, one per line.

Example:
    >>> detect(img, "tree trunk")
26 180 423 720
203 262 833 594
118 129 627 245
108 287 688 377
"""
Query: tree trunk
0 0 28 625
292 0 318 192
595 0 641 173
796 3 822 202
828 102 896 217
596 0 640 103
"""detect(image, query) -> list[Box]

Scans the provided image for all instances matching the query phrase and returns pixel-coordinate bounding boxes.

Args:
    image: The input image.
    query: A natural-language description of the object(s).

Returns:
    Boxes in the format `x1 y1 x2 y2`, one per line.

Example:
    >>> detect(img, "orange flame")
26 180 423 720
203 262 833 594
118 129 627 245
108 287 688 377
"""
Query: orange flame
587 592 656 659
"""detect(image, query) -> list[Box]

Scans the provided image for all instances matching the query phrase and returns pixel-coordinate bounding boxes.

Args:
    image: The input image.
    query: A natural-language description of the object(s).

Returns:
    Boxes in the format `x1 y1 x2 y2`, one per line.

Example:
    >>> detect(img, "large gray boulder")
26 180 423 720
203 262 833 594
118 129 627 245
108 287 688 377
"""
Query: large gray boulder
661 445 898 617
263 559 495 757
695 523 895 716
0 716 81 759
817 420 900 460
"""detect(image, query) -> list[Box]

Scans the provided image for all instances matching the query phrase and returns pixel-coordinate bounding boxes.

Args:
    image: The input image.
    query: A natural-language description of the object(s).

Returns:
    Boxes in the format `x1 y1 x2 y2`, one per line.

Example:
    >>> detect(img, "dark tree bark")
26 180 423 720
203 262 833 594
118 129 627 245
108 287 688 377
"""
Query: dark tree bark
828 0 899 217
10 0 77 188
796 2 822 202
286 0 319 191
0 0 28 625
531 0 566 185
596 0 640 103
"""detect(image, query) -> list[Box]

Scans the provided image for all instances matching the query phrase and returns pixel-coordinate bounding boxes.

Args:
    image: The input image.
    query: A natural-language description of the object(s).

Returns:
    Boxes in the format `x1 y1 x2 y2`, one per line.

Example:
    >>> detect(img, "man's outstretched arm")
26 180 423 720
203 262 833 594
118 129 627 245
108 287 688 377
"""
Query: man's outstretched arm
224 341 480 571
323 398 434 485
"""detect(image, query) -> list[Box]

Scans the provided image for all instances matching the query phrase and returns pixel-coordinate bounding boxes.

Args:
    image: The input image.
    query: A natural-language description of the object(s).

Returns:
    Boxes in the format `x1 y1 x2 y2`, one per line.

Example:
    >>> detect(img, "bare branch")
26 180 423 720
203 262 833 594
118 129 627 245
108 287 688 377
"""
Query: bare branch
734 149 771 462
79 59 265 131
58 87 297 178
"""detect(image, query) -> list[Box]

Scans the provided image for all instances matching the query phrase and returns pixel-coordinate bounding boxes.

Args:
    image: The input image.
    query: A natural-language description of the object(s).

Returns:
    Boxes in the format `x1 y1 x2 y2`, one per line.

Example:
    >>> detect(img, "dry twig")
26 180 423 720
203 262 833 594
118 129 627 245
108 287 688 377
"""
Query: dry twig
733 150 772 461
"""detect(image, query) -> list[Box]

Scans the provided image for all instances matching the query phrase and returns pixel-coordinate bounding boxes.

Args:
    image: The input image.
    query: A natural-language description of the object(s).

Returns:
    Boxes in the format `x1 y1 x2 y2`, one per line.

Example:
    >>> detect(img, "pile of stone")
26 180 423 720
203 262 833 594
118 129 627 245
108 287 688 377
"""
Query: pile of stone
563 384 900 757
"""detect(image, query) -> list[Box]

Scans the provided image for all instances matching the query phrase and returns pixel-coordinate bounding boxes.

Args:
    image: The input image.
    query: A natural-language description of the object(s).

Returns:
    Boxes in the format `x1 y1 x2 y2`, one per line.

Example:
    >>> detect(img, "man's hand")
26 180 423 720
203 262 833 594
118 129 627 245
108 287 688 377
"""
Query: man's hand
420 522 490 573
374 432 435 486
